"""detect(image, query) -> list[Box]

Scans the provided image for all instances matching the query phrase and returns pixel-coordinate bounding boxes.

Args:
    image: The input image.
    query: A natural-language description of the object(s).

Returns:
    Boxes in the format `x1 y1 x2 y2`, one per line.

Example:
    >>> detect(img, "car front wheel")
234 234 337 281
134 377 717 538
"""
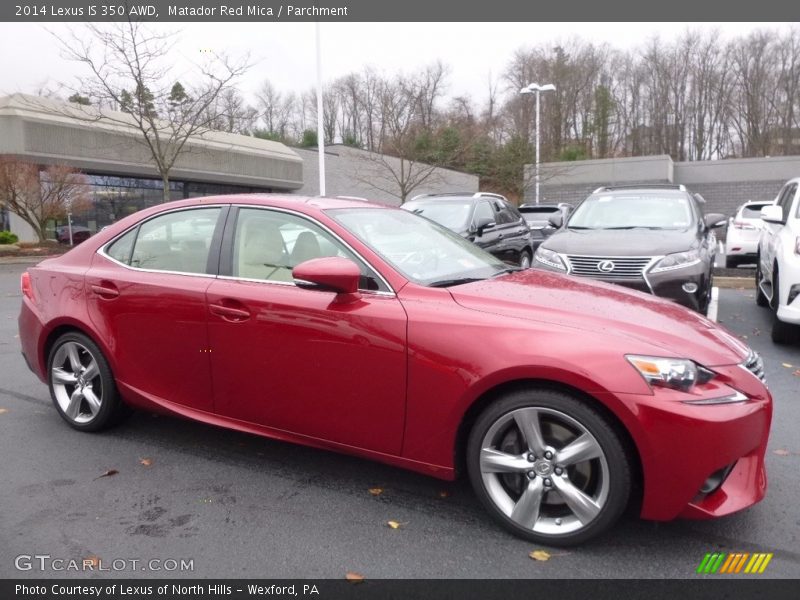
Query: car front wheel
47 332 129 432
467 389 631 546
755 258 769 307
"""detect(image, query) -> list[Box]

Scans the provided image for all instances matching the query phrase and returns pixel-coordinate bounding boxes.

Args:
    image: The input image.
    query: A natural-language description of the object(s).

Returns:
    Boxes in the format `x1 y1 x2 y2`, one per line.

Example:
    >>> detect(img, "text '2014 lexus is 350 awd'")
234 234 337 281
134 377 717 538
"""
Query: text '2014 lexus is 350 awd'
18 195 771 545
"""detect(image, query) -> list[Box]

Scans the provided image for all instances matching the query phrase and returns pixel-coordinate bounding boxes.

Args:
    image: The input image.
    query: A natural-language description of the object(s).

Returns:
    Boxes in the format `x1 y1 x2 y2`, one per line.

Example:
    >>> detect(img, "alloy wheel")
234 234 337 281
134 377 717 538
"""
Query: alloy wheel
50 341 104 425
478 406 610 536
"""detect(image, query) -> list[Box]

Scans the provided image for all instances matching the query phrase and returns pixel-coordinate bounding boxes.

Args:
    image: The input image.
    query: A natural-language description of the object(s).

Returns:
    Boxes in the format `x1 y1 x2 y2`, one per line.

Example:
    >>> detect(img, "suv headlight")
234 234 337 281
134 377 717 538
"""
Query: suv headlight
534 247 566 271
626 355 715 391
651 249 701 273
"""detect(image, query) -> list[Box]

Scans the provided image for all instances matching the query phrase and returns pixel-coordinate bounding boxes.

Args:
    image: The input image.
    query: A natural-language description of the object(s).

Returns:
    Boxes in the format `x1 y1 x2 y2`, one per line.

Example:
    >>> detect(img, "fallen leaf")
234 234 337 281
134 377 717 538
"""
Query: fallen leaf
387 520 403 529
740 335 749 339
345 572 365 583
782 363 794 369
83 556 100 568
438 490 450 498
773 449 790 456
0 408 8 415
793 370 800 377
529 550 551 561
93 469 119 481
139 458 153 467
368 488 383 496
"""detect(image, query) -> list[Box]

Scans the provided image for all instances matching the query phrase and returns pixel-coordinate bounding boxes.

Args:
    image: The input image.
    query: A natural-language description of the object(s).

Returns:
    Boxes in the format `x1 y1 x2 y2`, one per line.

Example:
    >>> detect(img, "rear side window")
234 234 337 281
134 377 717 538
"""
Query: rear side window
106 207 221 274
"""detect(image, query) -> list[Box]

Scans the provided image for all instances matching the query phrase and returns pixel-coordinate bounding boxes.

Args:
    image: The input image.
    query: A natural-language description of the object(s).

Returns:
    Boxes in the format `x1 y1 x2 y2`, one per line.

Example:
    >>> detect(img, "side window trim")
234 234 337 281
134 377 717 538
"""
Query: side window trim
99 205 224 277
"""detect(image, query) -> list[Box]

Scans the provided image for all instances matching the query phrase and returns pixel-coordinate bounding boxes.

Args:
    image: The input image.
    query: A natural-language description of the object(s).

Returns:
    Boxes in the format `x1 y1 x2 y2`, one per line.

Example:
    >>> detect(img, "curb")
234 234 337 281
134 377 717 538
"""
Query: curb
0 256 50 266
715 276 754 290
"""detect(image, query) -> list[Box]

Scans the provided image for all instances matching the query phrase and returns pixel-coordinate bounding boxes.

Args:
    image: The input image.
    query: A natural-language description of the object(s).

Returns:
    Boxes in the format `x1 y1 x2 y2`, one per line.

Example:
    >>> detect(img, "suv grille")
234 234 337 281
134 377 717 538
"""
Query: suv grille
565 255 652 280
743 350 766 384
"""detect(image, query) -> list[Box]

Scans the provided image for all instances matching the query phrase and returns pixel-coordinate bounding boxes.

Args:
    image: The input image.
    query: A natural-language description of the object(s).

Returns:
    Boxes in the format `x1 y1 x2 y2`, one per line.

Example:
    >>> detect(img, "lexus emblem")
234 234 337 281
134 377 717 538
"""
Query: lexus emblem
597 260 615 273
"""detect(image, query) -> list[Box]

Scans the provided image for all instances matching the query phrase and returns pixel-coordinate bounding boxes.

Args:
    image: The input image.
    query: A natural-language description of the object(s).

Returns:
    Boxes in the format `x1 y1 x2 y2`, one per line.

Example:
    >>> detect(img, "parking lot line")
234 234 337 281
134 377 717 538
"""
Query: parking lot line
707 287 719 321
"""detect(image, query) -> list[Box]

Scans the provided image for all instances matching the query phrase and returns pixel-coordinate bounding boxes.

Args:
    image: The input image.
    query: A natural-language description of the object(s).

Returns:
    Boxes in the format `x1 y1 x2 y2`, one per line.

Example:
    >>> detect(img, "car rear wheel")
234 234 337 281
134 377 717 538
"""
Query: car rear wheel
519 250 532 270
467 389 631 546
47 332 129 432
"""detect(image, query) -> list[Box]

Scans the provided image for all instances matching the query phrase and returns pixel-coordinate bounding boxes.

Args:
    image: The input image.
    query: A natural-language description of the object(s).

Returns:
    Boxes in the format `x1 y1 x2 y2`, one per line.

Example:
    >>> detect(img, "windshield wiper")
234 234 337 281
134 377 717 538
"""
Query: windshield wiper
567 226 595 229
492 267 522 277
602 225 664 230
428 277 486 288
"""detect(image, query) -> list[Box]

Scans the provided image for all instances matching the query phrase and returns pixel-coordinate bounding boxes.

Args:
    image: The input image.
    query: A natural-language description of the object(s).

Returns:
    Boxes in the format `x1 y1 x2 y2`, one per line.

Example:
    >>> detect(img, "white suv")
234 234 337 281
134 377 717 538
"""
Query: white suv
756 177 800 343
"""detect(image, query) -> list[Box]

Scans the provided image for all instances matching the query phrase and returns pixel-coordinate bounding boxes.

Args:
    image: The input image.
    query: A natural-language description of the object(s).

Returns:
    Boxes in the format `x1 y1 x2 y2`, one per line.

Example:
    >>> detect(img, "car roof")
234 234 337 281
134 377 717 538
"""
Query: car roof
139 194 390 213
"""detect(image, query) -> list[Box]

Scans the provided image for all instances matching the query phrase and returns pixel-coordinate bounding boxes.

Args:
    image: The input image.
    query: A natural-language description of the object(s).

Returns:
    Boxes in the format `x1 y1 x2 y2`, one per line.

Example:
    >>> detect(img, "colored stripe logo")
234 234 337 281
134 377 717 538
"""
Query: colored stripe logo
696 552 773 574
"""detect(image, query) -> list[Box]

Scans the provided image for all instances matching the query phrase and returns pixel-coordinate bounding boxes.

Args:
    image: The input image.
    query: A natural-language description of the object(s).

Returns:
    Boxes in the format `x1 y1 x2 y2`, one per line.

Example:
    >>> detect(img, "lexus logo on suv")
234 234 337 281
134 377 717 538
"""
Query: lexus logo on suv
597 260 616 273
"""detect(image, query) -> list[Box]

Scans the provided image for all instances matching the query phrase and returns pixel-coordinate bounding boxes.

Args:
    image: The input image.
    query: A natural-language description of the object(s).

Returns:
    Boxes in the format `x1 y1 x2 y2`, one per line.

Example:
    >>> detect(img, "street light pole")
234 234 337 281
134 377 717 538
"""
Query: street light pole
520 83 556 205
315 22 326 196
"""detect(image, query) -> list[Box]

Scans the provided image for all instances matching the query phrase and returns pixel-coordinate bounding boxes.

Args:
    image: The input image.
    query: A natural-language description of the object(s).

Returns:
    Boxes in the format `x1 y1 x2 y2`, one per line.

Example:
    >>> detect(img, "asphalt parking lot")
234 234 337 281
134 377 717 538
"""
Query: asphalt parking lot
1 261 798 579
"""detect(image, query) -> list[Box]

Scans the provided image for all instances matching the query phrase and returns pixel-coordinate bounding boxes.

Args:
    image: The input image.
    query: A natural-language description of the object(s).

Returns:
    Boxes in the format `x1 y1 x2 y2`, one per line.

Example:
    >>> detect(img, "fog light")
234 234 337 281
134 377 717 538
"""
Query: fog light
682 282 698 294
789 284 800 305
698 463 736 495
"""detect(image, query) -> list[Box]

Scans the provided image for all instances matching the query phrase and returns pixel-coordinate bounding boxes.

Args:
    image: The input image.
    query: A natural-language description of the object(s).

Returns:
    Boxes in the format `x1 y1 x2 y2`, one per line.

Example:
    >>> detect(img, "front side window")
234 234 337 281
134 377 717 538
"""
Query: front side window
106 207 220 274
232 208 387 291
473 201 495 225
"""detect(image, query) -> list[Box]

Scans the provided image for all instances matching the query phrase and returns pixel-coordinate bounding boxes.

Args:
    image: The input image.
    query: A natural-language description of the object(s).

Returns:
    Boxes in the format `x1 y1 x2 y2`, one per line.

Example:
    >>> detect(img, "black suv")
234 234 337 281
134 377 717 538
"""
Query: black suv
402 193 534 268
532 185 726 313
519 203 573 249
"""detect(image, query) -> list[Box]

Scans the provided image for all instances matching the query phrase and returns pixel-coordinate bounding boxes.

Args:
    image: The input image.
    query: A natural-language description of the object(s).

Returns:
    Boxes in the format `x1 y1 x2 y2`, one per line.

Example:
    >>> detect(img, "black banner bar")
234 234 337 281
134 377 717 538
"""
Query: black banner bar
3 580 800 600
1 0 798 22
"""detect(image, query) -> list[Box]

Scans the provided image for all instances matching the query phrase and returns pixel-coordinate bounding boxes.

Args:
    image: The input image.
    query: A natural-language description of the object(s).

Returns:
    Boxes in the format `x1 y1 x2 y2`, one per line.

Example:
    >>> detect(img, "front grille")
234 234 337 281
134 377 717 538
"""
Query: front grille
565 255 653 280
743 350 767 384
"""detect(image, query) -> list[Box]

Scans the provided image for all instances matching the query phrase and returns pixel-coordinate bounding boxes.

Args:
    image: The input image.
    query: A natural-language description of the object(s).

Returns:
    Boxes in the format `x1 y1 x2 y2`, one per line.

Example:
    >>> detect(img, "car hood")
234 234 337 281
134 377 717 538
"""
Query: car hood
543 228 697 256
448 270 748 367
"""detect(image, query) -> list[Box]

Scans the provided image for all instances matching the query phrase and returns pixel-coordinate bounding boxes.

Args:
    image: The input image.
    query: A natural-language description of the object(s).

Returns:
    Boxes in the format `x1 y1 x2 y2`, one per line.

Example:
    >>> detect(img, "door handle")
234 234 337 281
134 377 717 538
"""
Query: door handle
90 282 120 299
209 303 251 322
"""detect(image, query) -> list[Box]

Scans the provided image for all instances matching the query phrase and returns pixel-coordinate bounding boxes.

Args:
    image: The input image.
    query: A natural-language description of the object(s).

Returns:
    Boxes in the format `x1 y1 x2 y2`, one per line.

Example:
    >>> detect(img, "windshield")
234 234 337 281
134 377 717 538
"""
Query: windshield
328 208 508 286
402 200 472 231
568 194 694 230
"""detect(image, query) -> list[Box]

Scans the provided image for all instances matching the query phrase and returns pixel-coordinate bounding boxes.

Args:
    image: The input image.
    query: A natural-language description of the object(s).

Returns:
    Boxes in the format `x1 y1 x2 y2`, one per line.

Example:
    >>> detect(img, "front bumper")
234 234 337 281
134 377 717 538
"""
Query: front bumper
533 257 711 311
776 254 800 324
598 363 772 522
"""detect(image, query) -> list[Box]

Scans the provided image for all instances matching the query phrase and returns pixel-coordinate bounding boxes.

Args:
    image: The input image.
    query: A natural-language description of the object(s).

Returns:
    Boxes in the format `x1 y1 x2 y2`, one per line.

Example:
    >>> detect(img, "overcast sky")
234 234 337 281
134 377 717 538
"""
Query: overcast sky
0 22 793 106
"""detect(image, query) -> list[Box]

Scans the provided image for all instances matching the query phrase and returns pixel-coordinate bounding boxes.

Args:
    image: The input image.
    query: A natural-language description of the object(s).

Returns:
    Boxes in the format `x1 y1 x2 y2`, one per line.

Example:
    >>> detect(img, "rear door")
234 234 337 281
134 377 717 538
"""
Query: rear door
86 206 225 412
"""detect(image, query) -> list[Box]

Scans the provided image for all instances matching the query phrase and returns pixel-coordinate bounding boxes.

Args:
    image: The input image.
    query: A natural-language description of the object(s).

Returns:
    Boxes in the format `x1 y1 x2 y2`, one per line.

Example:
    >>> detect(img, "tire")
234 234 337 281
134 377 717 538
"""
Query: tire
466 388 631 546
771 316 797 344
47 332 130 432
698 272 713 315
519 250 532 270
755 259 769 307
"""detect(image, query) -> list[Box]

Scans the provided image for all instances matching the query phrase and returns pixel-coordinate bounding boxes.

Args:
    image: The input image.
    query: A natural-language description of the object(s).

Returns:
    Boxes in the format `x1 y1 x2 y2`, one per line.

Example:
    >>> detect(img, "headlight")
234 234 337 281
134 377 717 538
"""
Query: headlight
651 249 701 273
626 355 715 391
534 247 566 271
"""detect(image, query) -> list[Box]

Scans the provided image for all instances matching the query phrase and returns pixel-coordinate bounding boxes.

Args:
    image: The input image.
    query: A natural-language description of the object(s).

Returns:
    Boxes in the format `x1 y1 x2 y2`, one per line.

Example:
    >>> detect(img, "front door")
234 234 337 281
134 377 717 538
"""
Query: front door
206 207 408 454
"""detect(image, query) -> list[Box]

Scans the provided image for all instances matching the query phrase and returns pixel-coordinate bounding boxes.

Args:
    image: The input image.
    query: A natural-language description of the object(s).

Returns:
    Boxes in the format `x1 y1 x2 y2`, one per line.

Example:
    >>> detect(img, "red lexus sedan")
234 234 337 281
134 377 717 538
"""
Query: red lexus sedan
18 195 772 545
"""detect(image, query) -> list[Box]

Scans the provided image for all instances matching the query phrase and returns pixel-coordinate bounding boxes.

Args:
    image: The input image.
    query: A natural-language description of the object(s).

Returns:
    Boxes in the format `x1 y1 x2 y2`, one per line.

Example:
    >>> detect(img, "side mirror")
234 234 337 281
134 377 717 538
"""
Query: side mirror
473 216 496 235
293 257 361 302
548 213 564 228
761 205 784 224
703 213 727 229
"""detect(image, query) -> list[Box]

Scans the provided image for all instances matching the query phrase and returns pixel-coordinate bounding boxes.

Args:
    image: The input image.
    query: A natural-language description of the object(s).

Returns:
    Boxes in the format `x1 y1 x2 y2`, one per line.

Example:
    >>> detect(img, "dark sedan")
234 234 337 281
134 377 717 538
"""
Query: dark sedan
519 203 573 249
533 185 726 313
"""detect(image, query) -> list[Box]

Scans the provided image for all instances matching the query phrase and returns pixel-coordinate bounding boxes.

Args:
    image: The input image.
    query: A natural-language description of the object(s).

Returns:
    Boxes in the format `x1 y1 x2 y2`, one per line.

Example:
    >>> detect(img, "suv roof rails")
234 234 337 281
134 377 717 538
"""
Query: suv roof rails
593 184 687 193
408 192 508 202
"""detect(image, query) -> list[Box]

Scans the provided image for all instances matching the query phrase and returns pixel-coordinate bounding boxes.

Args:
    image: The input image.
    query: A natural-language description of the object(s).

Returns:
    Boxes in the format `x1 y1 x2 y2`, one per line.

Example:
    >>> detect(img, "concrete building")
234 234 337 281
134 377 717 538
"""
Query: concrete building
293 144 478 206
0 94 303 241
526 154 800 215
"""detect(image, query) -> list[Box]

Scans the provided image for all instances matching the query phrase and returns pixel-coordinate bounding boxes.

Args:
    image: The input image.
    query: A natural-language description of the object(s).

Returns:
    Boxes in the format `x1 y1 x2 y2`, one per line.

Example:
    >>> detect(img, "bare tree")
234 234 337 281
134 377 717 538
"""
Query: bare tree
0 160 90 242
45 21 249 201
